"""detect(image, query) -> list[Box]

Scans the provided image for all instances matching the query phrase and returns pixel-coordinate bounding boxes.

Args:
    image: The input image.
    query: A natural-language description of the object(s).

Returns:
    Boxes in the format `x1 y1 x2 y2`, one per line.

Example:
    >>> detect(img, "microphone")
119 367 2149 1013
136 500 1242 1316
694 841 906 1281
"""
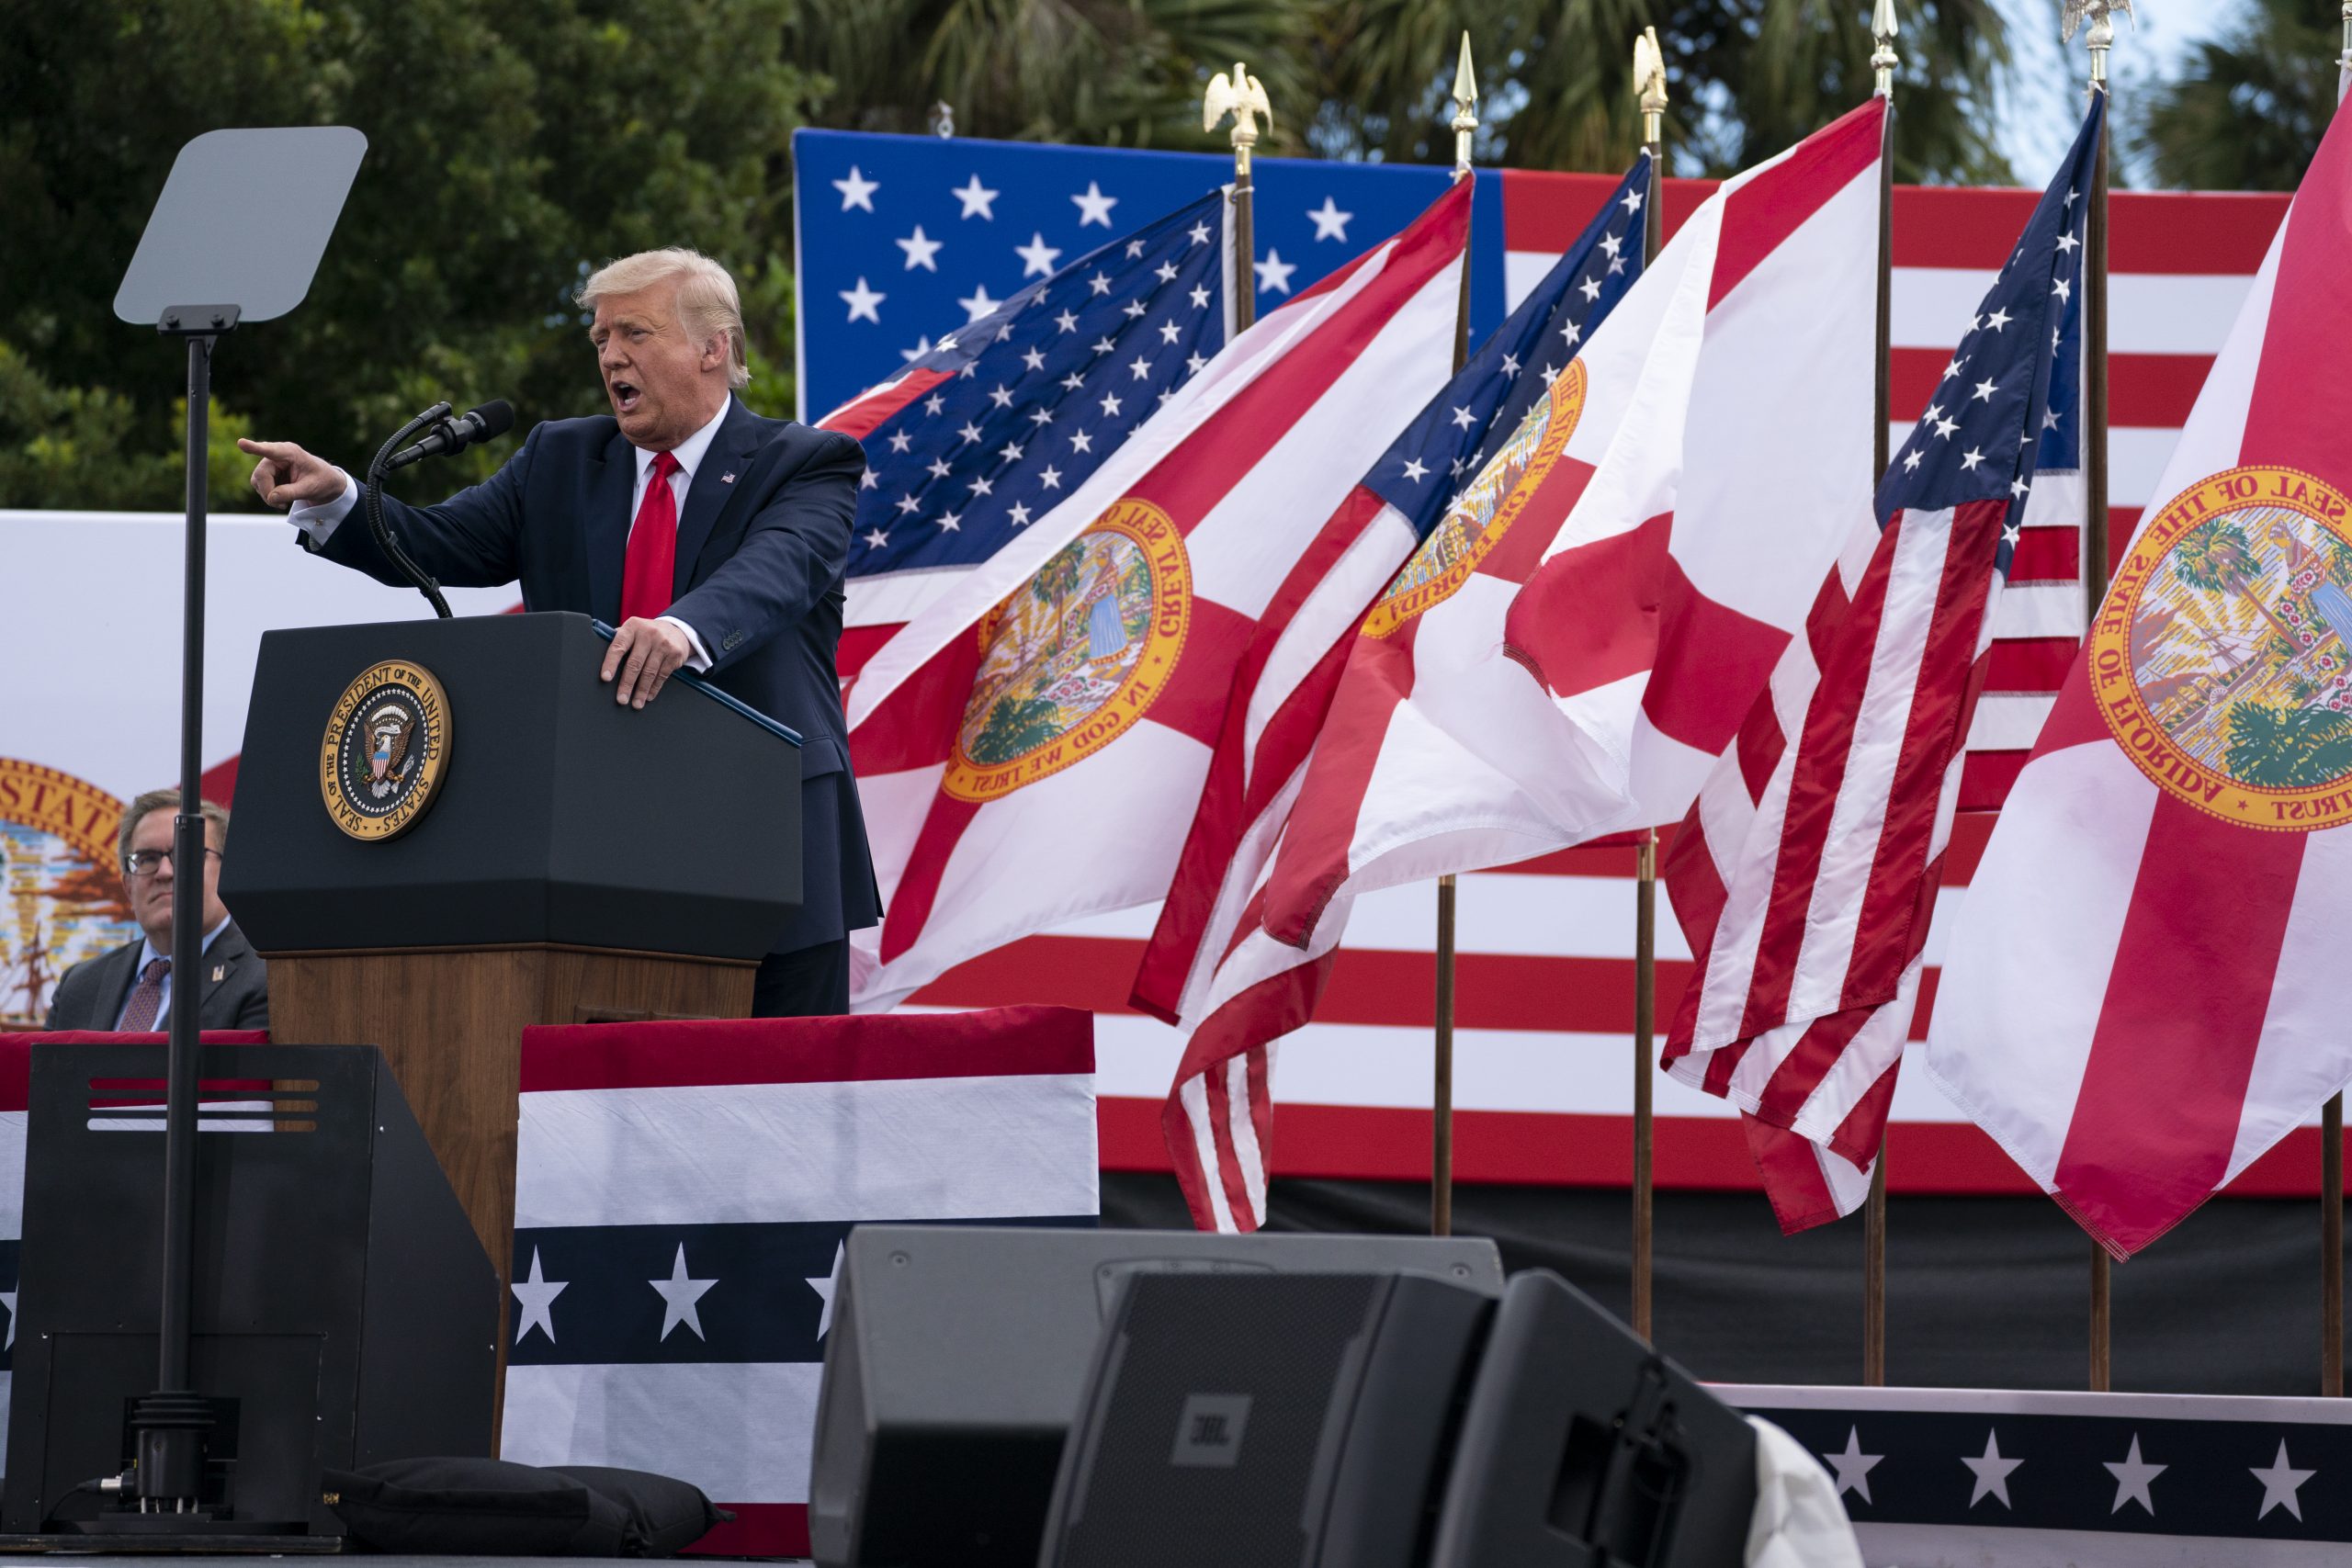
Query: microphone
384 400 514 469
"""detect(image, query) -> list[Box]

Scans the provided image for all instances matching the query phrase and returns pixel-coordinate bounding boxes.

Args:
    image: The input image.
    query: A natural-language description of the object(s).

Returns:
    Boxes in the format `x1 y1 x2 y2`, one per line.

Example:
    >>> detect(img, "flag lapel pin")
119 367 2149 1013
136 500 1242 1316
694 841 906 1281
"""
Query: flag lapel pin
720 471 737 484
210 964 225 983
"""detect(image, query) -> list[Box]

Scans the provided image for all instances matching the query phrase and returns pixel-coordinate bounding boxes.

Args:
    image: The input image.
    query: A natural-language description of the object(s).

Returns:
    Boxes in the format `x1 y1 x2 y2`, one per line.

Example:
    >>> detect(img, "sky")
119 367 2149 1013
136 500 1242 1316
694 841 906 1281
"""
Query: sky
1989 0 2249 181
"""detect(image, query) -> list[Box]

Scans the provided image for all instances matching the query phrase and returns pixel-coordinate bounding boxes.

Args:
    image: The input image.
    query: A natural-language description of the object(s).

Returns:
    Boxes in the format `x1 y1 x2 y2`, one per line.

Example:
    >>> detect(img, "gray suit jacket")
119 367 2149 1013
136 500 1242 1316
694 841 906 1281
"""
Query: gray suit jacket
44 924 269 1032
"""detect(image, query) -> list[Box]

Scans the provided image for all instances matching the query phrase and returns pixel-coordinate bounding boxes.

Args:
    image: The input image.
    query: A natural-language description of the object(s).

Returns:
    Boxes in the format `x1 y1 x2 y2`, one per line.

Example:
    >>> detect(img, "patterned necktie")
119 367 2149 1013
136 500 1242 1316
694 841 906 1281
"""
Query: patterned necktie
619 449 683 623
119 956 170 1032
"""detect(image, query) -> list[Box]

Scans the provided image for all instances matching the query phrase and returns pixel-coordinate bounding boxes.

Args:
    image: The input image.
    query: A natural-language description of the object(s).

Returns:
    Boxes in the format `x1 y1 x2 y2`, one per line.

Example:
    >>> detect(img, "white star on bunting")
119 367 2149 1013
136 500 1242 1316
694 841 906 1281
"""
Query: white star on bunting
2103 1435 2165 1516
1962 1430 2022 1509
649 1244 717 1342
1821 1427 1883 1504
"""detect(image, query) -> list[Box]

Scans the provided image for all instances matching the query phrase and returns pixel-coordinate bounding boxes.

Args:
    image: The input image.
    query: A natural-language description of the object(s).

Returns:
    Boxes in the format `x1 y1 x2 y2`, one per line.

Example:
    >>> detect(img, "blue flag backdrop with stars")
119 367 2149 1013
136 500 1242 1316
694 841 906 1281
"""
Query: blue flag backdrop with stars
793 129 1510 424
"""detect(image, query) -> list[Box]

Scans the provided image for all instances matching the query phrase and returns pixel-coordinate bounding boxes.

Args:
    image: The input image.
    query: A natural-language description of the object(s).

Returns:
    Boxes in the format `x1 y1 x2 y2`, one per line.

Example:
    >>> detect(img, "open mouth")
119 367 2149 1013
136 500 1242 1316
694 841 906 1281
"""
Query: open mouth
611 378 642 415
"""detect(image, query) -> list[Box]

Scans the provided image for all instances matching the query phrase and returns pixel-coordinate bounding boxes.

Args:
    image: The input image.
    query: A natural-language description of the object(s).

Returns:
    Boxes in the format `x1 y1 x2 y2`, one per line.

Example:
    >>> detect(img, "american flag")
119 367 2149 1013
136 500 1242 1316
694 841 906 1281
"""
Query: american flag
790 132 2312 1213
815 186 1230 668
1659 98 2105 1231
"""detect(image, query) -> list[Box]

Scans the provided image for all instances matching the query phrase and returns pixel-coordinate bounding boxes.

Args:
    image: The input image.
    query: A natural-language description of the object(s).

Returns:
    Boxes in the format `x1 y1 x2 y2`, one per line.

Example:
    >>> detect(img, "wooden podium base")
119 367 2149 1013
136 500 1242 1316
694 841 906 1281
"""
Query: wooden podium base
262 943 756 1427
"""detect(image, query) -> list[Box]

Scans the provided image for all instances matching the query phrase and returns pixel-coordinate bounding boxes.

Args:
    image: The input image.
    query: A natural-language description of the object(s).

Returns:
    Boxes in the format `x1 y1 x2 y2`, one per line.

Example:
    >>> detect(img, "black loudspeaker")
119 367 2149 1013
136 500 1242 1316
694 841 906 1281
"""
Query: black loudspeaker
1428 1270 1757 1568
808 1225 1504 1568
0 1043 498 1538
1036 1269 1497 1568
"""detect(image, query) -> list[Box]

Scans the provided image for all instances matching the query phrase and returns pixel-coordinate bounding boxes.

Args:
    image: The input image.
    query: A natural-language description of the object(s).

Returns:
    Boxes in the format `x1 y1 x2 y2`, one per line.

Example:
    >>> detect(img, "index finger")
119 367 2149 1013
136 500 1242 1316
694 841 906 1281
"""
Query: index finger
235 438 301 459
600 623 635 682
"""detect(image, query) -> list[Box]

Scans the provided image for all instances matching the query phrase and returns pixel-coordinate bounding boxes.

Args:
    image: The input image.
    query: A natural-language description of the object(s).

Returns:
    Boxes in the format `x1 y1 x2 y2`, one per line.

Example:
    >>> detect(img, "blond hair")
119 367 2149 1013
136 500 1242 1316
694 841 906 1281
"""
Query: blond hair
119 789 230 868
576 247 751 389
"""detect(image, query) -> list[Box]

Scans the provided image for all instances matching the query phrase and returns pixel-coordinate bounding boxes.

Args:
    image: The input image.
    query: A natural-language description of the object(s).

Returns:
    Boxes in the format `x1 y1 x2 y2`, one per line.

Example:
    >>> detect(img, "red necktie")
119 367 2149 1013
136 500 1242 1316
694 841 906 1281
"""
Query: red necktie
120 957 170 1032
620 449 683 622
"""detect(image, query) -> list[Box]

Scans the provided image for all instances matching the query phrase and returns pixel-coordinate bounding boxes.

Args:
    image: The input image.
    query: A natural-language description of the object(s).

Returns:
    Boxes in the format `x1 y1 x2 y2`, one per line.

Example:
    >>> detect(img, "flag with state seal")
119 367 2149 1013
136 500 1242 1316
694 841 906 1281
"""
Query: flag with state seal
1927 97 2352 1260
1149 102 1890 1230
814 186 1233 676
1126 156 1654 1228
843 180 1474 1011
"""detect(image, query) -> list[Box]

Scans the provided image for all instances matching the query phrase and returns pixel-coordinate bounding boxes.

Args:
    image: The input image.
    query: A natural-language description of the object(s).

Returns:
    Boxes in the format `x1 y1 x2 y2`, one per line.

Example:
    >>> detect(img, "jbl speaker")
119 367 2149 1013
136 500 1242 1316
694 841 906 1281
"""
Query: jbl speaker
1 1043 499 1536
808 1225 1504 1568
1035 1269 1496 1568
1428 1270 1757 1568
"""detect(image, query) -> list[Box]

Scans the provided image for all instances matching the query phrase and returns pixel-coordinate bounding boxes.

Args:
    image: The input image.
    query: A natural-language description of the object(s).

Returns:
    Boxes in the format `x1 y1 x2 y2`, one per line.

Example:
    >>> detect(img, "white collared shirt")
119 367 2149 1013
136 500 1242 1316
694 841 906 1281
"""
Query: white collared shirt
288 398 736 670
113 915 233 1031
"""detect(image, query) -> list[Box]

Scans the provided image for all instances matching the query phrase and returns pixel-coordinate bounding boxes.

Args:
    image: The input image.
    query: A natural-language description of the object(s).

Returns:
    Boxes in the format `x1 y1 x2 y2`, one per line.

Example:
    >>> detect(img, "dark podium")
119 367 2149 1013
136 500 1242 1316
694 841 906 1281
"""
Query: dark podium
221 611 805 1364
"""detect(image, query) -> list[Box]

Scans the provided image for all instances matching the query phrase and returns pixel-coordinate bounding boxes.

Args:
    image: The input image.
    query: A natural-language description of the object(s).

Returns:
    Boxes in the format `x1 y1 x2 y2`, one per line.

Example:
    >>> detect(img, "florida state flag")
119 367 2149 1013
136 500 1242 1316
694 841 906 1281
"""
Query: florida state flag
1927 101 2352 1258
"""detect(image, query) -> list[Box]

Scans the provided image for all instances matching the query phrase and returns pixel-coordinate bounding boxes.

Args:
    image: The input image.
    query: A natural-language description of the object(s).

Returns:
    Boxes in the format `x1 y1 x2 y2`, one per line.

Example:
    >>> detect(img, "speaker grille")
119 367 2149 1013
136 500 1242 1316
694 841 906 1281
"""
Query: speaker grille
1058 1273 1382 1568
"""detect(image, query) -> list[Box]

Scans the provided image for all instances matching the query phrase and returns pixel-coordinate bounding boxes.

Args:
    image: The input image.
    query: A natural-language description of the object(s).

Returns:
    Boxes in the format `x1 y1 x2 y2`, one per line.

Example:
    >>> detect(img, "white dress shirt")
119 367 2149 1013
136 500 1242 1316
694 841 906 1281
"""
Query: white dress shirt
113 915 233 1031
287 400 736 671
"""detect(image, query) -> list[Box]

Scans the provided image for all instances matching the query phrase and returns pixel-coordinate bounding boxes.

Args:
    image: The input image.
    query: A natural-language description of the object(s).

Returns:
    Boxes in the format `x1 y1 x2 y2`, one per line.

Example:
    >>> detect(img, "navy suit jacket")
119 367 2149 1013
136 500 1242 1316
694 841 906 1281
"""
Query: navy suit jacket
306 396 879 953
46 923 269 1032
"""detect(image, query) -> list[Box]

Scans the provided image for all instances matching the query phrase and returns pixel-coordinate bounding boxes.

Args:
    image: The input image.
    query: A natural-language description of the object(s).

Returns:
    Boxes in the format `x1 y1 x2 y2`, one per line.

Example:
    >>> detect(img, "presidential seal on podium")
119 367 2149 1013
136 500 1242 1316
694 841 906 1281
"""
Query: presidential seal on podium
320 660 452 840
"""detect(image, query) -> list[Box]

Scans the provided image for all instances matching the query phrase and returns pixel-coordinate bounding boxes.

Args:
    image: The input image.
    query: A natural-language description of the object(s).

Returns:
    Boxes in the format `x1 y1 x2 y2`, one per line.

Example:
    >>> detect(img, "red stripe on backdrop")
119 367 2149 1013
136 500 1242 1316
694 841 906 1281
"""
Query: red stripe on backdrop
1103 1094 2352 1198
2053 799 2306 1258
1708 101 1885 311
1984 637 2077 692
1893 349 2211 430
2004 528 2080 584
1957 750 2026 811
518 1005 1093 1091
1500 171 2284 278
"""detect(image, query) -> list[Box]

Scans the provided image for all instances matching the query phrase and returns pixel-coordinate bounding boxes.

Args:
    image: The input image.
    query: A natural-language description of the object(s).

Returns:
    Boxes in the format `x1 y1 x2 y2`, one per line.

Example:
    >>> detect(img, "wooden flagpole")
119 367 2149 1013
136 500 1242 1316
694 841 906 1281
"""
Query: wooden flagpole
1431 35 1479 1240
2070 0 2120 1395
1205 62 1269 333
1631 28 1667 1343
2326 8 2349 1401
1863 0 1898 1390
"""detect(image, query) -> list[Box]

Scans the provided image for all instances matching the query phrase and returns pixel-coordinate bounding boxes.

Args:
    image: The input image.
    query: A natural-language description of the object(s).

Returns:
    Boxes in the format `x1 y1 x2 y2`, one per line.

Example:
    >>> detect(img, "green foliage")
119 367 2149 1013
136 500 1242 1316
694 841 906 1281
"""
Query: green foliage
0 341 256 511
2135 0 2339 193
794 0 2012 178
969 694 1063 762
0 0 818 511
1317 0 2012 181
2225 701 2352 788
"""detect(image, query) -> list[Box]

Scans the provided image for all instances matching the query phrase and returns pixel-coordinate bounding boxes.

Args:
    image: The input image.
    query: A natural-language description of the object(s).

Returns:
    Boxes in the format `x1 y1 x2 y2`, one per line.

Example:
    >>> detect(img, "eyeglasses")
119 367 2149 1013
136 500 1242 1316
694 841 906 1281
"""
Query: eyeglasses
123 847 222 879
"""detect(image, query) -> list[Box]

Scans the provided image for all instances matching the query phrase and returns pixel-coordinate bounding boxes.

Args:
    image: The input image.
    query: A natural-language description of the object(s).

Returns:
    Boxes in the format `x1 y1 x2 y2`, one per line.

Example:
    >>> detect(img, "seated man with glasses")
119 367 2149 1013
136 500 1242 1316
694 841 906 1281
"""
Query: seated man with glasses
45 789 269 1032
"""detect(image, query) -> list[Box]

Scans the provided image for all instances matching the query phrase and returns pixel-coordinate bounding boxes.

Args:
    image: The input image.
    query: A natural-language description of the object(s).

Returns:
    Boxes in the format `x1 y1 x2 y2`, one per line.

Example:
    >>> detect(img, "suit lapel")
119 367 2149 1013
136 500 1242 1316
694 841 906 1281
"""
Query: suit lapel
195 930 245 1025
585 427 637 625
100 942 144 1028
673 399 764 596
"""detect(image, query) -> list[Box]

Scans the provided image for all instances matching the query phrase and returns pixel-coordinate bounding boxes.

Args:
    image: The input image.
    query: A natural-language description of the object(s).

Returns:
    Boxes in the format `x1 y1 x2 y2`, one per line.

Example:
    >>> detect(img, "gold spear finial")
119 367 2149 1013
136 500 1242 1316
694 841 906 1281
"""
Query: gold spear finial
1634 27 1667 147
1871 0 1900 98
1451 33 1479 176
1204 62 1272 179
2061 0 2134 92
2339 3 2351 98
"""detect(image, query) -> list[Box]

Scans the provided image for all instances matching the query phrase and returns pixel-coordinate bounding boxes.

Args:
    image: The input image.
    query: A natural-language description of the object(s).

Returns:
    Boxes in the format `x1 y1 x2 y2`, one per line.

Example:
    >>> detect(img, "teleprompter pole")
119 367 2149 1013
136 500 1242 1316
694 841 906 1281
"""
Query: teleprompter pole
1430 35 1479 1238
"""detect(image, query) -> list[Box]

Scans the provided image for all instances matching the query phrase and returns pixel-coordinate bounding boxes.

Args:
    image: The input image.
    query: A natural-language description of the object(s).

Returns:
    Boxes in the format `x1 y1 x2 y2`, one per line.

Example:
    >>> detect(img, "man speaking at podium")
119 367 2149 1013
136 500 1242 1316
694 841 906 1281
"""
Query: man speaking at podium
236 248 879 1016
